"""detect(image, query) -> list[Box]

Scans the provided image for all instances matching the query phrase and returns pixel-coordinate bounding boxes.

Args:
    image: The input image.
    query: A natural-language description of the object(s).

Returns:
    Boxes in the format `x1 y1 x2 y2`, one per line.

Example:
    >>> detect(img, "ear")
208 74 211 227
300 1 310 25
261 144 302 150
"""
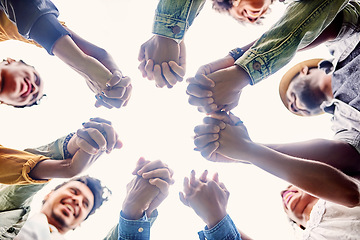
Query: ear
300 66 309 75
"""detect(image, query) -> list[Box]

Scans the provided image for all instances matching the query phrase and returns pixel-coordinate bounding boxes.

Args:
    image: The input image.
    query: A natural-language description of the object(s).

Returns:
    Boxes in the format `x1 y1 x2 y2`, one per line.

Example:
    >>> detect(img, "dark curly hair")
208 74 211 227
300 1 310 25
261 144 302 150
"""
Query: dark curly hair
211 0 234 13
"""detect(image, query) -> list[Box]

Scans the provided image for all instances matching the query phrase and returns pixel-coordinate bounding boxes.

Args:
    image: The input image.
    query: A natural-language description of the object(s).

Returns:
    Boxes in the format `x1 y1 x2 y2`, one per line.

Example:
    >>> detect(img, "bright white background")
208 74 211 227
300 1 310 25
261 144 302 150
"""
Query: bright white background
0 0 334 239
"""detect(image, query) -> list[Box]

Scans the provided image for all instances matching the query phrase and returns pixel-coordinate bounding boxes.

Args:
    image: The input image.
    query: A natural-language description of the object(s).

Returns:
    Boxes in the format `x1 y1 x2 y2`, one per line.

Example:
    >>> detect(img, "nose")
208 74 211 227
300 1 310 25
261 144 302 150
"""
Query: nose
243 9 261 23
72 195 81 206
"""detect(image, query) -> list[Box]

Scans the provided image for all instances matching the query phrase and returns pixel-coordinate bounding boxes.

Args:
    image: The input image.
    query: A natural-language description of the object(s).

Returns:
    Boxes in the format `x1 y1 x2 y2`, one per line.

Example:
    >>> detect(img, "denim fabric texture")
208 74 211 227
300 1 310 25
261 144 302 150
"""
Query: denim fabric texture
117 210 158 240
152 0 206 41
198 214 242 240
236 0 349 85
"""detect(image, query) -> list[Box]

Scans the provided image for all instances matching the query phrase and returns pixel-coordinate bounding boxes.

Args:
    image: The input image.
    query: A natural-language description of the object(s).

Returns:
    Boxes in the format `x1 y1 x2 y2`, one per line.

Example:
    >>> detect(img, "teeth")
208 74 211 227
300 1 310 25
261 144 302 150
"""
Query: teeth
284 191 294 205
64 203 74 213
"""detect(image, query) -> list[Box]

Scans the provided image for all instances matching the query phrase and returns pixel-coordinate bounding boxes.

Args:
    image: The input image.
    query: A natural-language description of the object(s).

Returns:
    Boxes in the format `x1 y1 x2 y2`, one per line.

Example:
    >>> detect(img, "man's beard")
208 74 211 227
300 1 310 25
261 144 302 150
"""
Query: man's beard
50 210 70 230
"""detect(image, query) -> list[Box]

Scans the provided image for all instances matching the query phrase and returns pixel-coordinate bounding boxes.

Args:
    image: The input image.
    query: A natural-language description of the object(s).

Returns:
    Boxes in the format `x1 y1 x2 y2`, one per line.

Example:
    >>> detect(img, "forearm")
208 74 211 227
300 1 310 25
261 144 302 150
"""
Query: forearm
66 29 120 73
29 149 93 180
264 139 360 175
245 142 360 207
52 35 111 85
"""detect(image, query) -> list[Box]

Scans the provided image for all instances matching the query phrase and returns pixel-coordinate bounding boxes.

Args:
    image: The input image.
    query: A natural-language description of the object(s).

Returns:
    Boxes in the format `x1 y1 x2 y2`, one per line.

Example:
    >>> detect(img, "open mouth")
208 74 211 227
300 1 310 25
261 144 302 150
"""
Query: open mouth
20 79 32 98
282 190 296 207
62 203 76 217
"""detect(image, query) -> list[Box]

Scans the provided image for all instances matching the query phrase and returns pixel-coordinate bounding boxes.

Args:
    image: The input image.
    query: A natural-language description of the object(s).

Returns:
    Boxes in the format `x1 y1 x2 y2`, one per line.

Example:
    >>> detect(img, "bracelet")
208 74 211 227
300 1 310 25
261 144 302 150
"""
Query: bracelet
63 132 75 159
229 47 245 61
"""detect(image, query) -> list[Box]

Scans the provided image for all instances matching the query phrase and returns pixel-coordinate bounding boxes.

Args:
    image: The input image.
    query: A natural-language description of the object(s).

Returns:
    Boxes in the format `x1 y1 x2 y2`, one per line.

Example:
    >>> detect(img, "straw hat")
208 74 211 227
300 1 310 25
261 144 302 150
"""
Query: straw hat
279 58 323 115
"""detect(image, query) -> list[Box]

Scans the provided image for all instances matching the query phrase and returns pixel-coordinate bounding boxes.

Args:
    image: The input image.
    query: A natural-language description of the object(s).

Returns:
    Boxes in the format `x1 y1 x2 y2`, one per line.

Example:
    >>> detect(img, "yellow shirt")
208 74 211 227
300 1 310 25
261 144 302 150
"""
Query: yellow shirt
0 145 50 185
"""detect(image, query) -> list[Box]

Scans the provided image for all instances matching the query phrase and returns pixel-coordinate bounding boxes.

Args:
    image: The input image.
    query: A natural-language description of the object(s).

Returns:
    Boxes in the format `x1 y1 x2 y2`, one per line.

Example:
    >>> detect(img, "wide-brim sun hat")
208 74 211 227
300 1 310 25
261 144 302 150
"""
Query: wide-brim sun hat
279 58 324 116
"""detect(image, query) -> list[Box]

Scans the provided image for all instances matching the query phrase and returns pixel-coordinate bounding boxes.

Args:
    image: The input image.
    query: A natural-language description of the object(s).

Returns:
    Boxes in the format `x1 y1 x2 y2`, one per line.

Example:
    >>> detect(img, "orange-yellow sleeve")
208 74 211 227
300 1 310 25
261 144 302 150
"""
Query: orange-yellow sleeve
0 145 51 185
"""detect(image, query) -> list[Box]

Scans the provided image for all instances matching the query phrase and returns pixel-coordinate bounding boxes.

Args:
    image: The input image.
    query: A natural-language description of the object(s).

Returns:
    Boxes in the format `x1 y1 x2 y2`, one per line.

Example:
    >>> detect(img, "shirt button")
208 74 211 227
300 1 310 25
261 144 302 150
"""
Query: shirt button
7 227 15 233
253 61 261 71
138 227 144 233
172 25 181 34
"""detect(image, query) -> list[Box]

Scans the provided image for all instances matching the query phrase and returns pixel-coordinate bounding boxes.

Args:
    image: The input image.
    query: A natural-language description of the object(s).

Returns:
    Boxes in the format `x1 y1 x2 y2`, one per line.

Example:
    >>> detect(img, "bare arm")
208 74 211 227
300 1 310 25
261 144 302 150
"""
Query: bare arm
194 114 360 207
265 139 360 176
28 149 95 179
66 29 120 75
52 35 112 89
247 142 360 208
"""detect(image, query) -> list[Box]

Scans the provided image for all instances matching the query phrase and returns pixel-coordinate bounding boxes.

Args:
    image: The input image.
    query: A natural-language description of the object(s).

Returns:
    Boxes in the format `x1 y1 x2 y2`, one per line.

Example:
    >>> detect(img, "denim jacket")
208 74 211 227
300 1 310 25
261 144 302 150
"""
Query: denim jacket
198 214 242 240
237 0 348 85
0 135 66 239
153 0 348 84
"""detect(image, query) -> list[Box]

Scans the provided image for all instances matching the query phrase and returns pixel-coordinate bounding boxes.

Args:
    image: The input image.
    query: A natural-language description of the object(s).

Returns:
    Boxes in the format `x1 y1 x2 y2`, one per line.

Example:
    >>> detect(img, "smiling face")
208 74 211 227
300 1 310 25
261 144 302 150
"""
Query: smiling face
41 181 94 234
228 0 272 23
0 58 44 107
281 185 318 229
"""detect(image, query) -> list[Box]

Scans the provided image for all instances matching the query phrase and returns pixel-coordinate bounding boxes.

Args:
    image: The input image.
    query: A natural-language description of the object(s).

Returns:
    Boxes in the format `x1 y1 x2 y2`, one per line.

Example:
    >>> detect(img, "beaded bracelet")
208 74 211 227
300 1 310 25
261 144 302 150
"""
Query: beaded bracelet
229 47 245 61
63 132 75 159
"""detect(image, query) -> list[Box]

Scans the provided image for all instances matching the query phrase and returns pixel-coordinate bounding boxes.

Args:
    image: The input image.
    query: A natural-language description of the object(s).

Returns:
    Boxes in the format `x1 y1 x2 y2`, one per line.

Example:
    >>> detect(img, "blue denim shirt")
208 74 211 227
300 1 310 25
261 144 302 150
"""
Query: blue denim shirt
198 214 242 240
318 1 360 154
103 210 158 240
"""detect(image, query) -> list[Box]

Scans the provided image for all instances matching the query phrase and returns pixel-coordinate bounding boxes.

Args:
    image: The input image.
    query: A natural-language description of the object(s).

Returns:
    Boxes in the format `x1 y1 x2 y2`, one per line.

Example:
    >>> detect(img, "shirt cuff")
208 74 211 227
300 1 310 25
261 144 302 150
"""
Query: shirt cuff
118 210 158 239
198 214 242 240
235 51 269 86
152 15 186 41
29 13 70 55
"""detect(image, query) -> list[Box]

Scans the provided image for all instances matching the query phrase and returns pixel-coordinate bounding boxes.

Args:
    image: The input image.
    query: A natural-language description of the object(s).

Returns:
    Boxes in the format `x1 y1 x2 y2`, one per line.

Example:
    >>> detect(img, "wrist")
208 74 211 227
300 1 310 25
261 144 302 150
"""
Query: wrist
122 205 145 220
63 132 76 158
229 65 251 90
206 212 227 229
122 199 146 220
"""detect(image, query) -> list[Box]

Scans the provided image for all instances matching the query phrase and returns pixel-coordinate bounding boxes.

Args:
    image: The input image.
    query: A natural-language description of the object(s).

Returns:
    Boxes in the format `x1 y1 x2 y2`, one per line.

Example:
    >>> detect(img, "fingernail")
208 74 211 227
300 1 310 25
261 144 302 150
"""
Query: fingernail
82 122 86 125
106 83 111 88
207 92 212 97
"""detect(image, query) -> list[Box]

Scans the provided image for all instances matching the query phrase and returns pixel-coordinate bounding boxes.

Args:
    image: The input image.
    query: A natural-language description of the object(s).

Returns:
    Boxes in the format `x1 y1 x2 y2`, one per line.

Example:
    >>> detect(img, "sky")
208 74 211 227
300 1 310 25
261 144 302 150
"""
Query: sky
0 0 335 239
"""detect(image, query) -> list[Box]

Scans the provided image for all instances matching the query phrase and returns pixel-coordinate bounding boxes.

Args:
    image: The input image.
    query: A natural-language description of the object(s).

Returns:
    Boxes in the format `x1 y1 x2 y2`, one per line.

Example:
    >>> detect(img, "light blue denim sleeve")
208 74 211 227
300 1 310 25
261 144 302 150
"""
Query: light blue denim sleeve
103 210 158 240
198 214 242 240
236 0 348 85
152 0 206 41
23 135 67 160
